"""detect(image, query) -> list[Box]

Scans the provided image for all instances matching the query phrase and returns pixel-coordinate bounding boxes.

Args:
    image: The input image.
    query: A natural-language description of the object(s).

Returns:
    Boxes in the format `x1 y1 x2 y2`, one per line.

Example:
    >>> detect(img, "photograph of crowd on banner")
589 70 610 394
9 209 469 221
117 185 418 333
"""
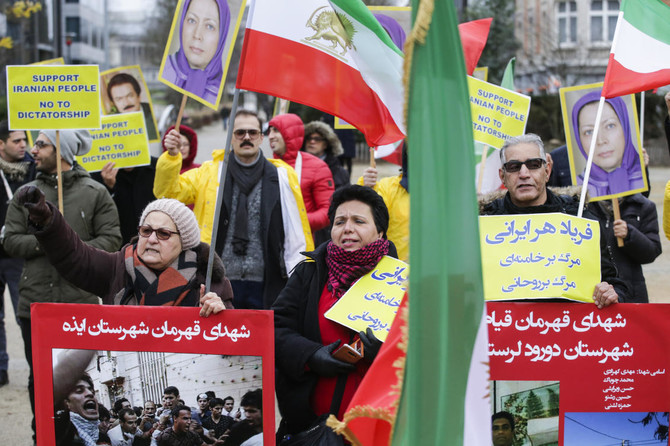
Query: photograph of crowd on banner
159 0 246 109
560 82 647 201
100 66 160 142
31 303 275 446
52 348 263 446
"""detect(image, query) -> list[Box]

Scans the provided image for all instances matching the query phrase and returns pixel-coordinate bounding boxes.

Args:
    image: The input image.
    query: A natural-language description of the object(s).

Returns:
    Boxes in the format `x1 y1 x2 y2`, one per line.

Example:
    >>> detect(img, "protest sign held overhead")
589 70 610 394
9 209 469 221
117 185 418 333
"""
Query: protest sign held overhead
468 76 530 148
77 113 151 172
480 213 601 303
158 0 247 109
7 65 101 130
325 256 408 342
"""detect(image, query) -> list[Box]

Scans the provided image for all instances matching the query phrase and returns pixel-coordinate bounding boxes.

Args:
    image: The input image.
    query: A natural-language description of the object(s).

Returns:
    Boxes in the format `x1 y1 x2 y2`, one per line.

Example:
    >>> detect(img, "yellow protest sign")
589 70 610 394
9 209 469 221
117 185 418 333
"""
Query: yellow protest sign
479 213 600 303
324 256 408 342
468 76 531 149
6 65 101 130
77 113 150 172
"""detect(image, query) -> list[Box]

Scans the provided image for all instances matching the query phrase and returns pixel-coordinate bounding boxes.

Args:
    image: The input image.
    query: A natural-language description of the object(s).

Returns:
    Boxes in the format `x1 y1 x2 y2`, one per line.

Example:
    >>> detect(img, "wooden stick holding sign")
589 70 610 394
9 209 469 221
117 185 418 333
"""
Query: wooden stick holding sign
477 145 488 194
612 198 624 247
369 147 376 168
55 130 63 213
174 95 188 130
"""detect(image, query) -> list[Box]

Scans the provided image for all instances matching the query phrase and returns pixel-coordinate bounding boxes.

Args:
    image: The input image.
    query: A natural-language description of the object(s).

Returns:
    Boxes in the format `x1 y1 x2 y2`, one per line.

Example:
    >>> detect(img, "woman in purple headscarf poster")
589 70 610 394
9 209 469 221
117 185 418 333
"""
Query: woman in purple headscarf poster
559 82 647 201
159 0 246 109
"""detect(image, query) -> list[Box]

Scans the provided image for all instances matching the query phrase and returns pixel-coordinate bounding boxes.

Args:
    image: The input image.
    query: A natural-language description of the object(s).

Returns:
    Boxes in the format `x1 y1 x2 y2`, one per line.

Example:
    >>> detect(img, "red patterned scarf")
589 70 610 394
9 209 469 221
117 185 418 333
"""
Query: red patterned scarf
114 244 198 306
325 238 390 299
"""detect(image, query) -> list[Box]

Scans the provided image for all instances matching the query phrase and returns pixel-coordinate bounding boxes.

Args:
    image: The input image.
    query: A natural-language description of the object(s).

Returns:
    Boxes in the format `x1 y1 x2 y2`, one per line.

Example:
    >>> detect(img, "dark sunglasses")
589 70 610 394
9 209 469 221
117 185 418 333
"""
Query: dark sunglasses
232 129 261 140
137 225 180 240
306 136 325 142
502 158 546 173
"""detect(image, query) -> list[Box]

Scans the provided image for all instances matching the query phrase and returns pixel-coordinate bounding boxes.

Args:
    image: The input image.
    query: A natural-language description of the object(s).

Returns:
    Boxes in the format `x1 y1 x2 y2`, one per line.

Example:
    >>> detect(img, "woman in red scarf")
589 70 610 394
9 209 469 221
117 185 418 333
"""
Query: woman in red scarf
273 185 395 442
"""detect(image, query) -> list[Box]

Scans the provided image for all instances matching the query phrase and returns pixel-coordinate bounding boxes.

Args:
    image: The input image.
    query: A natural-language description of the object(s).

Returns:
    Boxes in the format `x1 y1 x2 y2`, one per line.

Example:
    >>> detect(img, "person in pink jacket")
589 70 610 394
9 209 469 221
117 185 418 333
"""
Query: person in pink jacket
268 114 335 234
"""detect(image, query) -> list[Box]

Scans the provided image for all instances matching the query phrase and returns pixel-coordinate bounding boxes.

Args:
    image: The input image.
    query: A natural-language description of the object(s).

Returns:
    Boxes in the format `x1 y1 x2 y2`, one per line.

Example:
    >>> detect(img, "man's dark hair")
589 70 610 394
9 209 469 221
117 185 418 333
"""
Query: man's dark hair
171 404 191 418
328 185 389 236
98 405 111 421
113 398 129 413
235 109 263 130
240 389 262 411
107 73 141 100
133 406 142 417
163 386 180 397
209 397 225 408
223 396 234 405
118 407 136 423
206 391 216 400
0 120 9 142
492 411 515 431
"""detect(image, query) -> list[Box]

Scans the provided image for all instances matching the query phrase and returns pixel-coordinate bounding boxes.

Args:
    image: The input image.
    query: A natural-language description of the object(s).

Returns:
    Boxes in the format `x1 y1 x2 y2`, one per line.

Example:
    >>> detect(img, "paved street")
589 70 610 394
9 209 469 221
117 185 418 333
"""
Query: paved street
1 120 669 443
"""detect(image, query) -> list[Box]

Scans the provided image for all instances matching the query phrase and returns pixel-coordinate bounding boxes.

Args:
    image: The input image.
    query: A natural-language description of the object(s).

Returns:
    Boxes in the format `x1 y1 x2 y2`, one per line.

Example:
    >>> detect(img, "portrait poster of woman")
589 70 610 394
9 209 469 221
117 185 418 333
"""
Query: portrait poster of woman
159 0 247 109
559 82 647 201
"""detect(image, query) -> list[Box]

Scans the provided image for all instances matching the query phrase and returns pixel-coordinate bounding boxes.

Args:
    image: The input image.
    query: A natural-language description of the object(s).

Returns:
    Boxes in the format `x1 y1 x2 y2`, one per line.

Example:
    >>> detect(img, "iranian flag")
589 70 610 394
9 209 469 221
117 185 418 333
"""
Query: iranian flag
237 0 405 147
601 0 670 98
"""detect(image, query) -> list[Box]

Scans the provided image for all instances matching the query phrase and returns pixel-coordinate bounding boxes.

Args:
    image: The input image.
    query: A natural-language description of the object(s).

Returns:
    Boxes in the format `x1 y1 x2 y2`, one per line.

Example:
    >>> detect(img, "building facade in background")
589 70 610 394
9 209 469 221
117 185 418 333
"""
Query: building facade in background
514 0 619 93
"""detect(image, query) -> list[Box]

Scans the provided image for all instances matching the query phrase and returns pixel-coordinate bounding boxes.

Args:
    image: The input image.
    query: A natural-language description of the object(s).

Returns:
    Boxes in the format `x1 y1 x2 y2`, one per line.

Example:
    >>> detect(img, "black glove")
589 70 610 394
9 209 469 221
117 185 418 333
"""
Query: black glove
307 340 356 377
359 328 382 362
16 185 52 227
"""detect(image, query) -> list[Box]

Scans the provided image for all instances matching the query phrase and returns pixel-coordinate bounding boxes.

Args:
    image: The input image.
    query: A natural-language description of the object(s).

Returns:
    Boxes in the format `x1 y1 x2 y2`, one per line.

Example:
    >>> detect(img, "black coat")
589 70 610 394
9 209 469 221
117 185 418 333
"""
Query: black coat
272 241 397 435
0 152 36 257
215 158 286 309
590 194 661 302
481 188 631 302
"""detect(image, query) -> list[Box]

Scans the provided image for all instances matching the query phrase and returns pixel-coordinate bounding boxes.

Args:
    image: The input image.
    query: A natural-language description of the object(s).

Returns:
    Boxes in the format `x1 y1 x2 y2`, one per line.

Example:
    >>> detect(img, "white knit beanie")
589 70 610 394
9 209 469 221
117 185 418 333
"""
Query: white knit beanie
139 199 200 249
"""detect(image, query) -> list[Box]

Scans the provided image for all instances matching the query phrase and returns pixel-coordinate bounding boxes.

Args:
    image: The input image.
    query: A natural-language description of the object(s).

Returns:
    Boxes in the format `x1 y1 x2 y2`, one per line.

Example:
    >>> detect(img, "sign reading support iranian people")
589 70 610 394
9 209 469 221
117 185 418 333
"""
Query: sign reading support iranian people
77 113 150 172
468 75 530 148
324 256 408 341
6 65 100 130
479 213 600 303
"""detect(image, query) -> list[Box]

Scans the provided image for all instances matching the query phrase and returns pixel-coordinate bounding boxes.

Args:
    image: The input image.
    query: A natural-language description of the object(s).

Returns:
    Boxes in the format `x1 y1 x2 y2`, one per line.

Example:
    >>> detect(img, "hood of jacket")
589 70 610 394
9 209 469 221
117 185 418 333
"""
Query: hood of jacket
36 163 91 188
302 121 343 157
268 113 304 166
162 124 198 168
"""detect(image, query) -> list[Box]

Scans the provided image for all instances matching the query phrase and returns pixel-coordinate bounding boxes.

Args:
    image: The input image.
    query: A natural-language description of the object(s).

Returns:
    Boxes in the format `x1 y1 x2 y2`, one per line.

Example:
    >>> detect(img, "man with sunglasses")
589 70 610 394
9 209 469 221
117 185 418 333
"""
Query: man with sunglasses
3 129 121 442
154 110 313 310
480 133 628 308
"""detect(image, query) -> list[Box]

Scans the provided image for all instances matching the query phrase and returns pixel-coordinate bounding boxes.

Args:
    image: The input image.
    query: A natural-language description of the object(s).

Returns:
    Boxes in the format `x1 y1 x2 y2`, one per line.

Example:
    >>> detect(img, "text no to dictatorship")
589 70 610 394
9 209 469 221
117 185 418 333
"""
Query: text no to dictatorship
17 110 92 119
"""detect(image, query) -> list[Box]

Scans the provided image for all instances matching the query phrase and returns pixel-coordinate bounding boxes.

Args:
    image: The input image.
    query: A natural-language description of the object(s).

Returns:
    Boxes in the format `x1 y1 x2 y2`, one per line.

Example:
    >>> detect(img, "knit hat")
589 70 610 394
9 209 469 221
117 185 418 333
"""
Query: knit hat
139 199 200 249
41 130 92 165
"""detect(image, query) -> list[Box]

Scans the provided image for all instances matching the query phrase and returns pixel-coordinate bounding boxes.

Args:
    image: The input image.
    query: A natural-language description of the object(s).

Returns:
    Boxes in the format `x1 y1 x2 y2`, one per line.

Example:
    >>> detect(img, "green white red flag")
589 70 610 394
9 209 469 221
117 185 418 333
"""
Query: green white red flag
236 0 405 146
602 0 670 98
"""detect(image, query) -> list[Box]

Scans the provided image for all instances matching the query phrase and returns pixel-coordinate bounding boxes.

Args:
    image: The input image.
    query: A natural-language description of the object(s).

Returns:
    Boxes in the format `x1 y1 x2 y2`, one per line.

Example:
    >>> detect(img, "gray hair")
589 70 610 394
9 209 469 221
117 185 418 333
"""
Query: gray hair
499 133 546 164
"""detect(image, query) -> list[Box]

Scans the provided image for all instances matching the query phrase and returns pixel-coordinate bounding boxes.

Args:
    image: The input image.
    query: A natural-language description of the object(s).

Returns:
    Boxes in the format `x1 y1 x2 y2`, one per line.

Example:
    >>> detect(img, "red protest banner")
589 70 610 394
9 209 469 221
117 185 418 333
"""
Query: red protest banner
488 302 669 445
32 303 274 446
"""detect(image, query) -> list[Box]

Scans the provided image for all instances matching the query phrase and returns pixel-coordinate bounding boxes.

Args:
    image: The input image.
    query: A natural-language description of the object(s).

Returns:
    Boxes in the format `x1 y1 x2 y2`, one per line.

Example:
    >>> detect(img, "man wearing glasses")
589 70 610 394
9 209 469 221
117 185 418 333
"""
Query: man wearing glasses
479 133 628 308
154 110 312 310
3 129 121 442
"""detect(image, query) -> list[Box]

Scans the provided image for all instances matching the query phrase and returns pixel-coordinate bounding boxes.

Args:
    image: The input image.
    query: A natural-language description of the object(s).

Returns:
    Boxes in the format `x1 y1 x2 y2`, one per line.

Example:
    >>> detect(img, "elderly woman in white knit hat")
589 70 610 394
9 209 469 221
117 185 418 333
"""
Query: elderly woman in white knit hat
14 187 233 312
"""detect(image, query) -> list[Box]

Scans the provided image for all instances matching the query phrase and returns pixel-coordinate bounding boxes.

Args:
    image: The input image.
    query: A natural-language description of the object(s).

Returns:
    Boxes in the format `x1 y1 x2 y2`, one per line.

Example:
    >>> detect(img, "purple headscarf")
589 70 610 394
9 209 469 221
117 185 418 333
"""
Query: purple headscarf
571 90 643 197
374 14 406 51
170 0 230 100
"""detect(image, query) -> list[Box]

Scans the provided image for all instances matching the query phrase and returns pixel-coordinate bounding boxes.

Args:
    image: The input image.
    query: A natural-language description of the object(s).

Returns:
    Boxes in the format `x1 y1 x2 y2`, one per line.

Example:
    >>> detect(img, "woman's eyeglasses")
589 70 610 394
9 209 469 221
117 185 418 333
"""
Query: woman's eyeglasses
502 158 546 173
232 129 261 140
137 225 180 240
306 136 325 143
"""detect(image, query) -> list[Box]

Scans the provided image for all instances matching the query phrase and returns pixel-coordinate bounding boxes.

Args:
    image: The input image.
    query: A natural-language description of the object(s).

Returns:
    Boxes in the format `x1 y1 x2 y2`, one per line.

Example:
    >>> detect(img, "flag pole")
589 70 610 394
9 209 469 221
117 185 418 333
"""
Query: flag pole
369 147 376 168
205 88 240 293
640 91 645 156
577 97 606 218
